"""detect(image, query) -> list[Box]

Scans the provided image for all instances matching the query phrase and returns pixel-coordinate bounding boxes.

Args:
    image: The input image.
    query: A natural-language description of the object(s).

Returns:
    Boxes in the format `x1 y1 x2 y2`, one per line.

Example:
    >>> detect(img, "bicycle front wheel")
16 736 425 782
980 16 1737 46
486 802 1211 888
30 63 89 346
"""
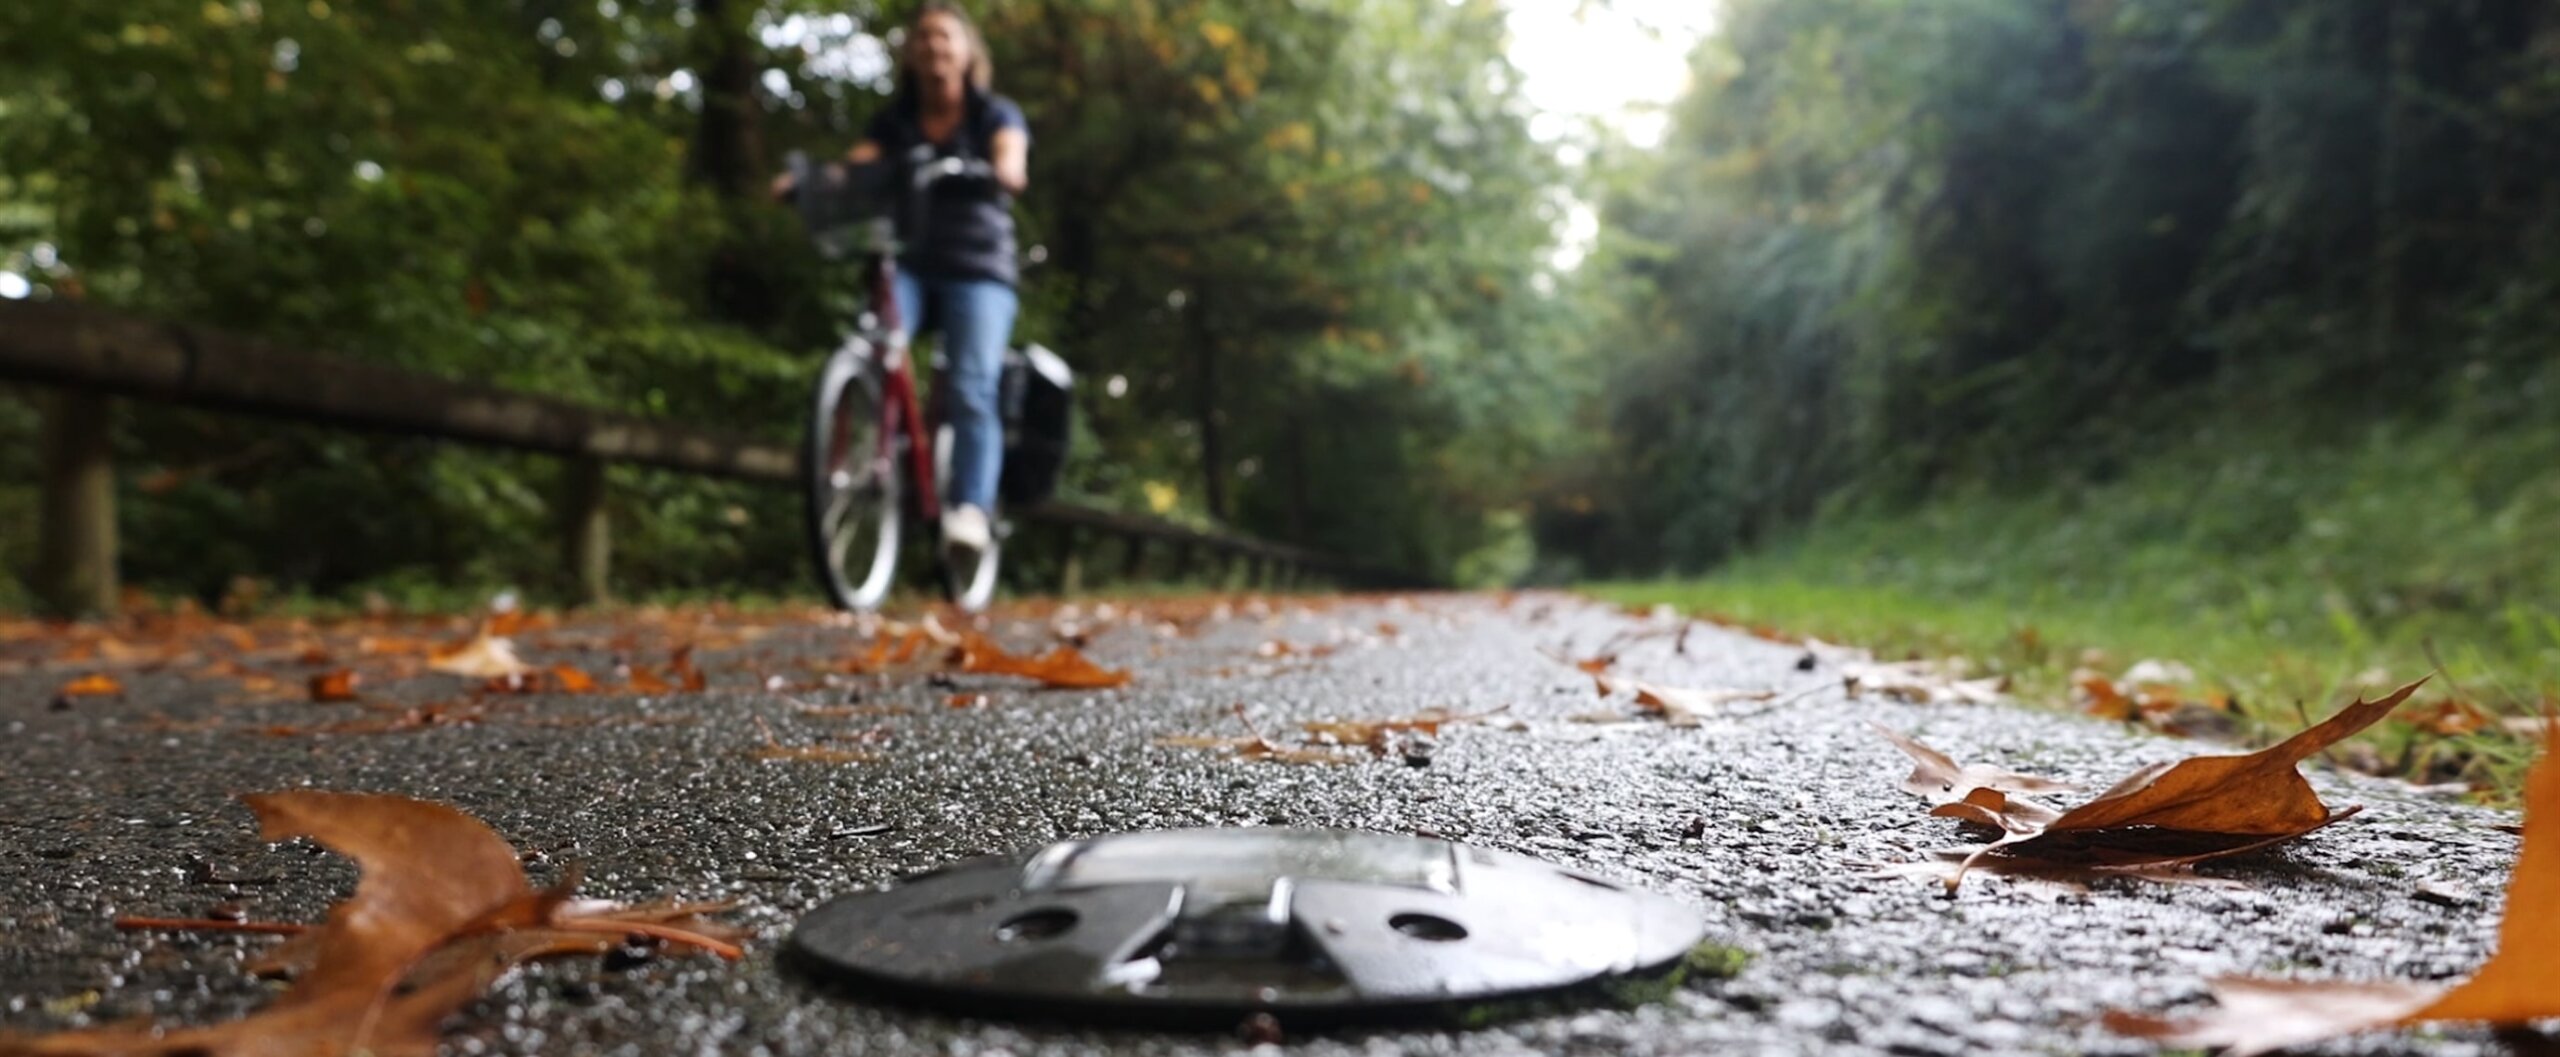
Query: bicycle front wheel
804 340 902 611
934 422 1003 614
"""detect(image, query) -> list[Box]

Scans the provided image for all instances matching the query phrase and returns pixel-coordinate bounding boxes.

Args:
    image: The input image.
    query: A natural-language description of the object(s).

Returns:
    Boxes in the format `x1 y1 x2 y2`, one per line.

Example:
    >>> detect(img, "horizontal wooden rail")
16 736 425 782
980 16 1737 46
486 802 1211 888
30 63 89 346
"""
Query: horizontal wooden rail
0 301 1434 614
0 301 797 481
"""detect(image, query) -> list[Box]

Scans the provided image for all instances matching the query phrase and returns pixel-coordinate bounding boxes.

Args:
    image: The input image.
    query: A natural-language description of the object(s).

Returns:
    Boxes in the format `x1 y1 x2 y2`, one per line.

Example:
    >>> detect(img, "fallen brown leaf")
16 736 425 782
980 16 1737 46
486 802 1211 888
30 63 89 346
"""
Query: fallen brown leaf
3 791 737 1056
426 633 530 679
56 673 123 697
2406 698 2493 737
1156 705 1361 765
260 701 494 738
2106 716 2560 1054
548 665 599 694
1883 679 2425 888
307 669 362 703
1299 706 1503 754
1872 723 2080 832
670 646 708 692
957 634 1131 690
1575 674 1774 727
1843 660 2003 705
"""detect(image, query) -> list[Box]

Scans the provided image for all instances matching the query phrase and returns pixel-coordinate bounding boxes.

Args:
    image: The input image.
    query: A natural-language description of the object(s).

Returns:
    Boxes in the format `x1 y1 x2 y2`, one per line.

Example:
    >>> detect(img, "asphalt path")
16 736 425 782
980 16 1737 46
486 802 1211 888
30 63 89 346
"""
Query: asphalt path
0 593 2522 1055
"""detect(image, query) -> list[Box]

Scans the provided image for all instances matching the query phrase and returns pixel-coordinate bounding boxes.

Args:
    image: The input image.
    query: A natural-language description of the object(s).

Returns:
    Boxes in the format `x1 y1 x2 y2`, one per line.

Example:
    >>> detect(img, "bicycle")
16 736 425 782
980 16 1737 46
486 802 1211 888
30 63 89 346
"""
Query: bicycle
786 148 1065 613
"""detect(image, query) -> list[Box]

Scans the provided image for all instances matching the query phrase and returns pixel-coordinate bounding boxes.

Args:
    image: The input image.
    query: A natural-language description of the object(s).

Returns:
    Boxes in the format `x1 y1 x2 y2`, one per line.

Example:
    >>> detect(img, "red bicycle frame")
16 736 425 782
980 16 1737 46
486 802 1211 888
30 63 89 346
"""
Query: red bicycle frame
862 252 942 523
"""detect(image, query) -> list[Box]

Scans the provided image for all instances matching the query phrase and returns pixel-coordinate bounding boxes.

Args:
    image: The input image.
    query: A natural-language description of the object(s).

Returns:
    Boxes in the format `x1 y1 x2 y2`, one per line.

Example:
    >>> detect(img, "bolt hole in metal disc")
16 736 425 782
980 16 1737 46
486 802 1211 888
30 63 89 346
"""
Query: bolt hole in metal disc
996 908 1079 942
787 828 1716 1028
1387 912 1467 942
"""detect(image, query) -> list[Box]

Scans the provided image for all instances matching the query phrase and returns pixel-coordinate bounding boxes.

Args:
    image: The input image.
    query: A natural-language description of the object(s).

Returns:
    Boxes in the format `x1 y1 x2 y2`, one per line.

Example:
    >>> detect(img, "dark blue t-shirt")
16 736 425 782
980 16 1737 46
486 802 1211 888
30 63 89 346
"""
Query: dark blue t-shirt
865 89 1029 287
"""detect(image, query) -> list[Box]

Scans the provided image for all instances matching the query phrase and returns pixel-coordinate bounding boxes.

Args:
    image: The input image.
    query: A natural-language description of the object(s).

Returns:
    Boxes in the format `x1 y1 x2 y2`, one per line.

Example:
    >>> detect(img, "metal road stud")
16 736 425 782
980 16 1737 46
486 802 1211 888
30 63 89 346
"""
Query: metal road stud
788 828 1714 1026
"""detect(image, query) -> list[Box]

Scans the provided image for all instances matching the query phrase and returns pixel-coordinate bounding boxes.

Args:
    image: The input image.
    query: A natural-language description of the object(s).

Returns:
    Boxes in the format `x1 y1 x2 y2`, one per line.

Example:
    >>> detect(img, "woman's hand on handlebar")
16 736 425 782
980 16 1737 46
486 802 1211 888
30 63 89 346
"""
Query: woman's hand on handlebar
770 170 798 202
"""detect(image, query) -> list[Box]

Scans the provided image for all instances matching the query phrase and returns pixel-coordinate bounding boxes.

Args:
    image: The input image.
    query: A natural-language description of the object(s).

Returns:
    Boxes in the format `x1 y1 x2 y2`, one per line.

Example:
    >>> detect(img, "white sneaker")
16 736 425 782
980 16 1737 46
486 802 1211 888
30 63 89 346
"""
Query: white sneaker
941 503 992 553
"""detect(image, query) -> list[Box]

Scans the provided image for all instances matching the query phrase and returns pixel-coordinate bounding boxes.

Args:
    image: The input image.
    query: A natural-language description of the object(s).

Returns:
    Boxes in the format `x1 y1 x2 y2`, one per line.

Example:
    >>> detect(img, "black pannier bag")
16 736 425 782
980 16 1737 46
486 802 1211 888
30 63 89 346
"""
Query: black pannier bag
999 343 1073 506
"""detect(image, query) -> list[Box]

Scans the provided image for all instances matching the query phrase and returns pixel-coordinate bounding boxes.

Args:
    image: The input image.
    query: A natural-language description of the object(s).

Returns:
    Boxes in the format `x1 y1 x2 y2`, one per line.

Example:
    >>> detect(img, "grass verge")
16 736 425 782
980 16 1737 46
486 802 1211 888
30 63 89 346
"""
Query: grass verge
1589 414 2560 802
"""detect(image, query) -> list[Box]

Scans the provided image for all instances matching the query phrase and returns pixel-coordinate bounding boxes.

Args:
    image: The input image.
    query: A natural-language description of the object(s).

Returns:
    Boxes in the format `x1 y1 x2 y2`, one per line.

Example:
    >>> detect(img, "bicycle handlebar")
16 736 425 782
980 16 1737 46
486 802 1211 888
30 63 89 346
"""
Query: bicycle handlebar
786 148 996 259
912 154 996 190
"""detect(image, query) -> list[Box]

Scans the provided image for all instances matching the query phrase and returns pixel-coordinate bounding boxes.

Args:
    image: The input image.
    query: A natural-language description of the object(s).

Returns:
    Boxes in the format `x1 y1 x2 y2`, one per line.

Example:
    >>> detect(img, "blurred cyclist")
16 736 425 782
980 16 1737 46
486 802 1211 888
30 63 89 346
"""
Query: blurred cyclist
774 0 1030 557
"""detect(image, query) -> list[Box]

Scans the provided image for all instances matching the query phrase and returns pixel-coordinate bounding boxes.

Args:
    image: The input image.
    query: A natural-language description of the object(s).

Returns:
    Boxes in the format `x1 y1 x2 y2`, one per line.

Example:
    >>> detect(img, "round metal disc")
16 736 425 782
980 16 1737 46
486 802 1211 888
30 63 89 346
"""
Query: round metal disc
787 828 1713 1025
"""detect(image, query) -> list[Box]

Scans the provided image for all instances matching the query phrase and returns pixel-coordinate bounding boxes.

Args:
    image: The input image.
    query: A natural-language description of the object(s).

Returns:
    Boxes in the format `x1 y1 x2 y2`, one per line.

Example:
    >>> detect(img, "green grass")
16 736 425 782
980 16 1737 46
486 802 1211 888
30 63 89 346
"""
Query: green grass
1591 410 2560 800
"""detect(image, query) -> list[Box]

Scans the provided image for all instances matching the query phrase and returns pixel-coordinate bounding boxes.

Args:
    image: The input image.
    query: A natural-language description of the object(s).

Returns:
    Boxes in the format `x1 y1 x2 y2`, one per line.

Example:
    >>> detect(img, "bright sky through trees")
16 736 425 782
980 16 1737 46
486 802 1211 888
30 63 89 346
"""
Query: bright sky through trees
1502 0 1718 268
1504 0 1718 149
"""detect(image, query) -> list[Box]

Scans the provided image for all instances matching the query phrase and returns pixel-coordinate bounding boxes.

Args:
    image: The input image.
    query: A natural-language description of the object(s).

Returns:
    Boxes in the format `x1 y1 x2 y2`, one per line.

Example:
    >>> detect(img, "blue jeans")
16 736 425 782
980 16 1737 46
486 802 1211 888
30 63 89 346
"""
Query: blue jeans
893 272 1017 511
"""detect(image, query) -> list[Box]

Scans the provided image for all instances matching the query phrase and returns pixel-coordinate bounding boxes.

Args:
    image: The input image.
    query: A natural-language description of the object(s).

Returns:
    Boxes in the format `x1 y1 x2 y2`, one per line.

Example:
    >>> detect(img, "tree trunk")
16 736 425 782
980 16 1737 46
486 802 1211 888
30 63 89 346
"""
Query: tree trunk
690 0 766 200
2372 0 2413 366
690 0 777 329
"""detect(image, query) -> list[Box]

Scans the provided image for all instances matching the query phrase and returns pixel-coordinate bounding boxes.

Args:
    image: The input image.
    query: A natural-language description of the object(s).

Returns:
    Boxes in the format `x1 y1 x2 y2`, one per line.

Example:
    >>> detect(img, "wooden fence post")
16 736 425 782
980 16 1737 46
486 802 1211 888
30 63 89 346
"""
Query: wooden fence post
37 390 117 619
1057 528 1086 595
560 456 610 606
1170 541 1195 582
1120 535 1149 583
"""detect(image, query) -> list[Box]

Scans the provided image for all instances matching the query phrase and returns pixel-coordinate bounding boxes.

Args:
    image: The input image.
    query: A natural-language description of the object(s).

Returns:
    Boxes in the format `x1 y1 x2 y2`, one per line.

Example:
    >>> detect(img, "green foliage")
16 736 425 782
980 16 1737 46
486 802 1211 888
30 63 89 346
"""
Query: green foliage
1590 385 2560 793
0 0 1578 604
1556 0 2560 575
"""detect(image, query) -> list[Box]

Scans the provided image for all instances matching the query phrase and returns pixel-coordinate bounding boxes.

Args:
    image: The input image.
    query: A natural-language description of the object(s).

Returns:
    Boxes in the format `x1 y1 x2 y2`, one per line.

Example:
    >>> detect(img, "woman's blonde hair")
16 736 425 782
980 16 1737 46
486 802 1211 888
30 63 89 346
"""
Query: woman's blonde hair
897 1 993 95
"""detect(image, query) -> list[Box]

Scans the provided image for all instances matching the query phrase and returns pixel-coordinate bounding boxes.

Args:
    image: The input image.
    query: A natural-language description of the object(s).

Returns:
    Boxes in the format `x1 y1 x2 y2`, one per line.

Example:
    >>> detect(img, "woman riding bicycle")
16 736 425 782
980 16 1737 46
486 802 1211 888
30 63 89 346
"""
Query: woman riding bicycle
776 0 1029 560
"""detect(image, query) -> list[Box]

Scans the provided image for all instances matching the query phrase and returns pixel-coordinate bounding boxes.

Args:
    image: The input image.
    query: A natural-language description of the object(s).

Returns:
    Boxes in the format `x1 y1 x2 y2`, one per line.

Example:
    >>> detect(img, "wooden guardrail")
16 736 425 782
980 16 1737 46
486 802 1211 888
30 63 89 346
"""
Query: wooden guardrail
0 301 1432 616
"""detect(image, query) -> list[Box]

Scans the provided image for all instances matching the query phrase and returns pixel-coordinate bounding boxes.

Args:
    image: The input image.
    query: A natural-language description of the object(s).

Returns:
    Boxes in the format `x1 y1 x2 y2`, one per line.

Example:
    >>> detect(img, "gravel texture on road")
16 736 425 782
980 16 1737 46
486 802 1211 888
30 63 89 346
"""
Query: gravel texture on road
0 594 2522 1056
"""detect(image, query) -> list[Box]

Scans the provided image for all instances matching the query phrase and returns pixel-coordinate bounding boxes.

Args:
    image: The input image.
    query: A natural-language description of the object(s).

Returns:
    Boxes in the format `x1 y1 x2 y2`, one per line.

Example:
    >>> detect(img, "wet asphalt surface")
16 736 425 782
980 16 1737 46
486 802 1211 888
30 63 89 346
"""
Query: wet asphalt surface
0 593 2525 1056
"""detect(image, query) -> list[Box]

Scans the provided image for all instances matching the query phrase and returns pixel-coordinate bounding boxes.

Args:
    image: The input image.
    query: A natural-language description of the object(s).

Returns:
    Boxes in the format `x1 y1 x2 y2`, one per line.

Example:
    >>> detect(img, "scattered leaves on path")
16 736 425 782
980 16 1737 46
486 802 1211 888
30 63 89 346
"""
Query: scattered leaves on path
957 634 1132 690
1577 675 1775 727
1843 659 2004 705
1538 644 1775 726
2076 663 2239 738
2105 717 2560 1055
1160 704 1502 764
1879 678 2426 888
426 631 530 679
1300 706 1504 753
3 791 738 1057
1156 705 1364 765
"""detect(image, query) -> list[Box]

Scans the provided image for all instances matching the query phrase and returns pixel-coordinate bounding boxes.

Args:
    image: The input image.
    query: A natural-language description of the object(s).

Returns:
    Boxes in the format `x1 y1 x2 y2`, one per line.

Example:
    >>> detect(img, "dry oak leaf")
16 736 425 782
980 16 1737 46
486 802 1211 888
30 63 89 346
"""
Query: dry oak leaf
425 632 530 679
1299 706 1505 754
1 791 740 1057
2025 678 2423 840
2106 716 2560 1055
547 664 599 694
669 646 709 693
957 634 1132 690
307 669 361 703
1842 660 2004 705
1886 678 2425 888
1579 674 1773 727
56 674 124 698
1156 705 1361 765
1872 723 2080 833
